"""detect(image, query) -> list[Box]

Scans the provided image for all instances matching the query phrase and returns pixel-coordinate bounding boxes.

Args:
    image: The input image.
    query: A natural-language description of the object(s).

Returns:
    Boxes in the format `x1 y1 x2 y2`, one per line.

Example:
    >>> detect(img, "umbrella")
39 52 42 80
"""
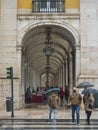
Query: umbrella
46 87 60 95
77 82 94 88
81 88 97 94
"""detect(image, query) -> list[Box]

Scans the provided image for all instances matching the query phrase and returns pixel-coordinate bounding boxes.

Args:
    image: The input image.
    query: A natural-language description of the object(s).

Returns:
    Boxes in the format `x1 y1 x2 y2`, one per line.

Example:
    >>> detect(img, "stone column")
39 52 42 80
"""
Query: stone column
16 46 23 109
69 56 73 87
67 58 70 88
64 62 66 86
61 67 63 87
62 63 66 87
75 45 80 84
59 70 61 86
71 50 76 87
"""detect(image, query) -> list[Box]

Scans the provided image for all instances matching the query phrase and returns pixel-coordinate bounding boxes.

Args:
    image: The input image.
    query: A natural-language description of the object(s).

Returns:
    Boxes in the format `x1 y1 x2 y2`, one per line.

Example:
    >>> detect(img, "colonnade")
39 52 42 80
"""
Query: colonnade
21 52 77 91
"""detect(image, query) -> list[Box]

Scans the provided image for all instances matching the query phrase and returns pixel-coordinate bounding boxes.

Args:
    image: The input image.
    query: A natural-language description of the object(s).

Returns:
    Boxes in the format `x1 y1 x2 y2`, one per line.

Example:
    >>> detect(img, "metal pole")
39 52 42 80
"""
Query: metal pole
11 67 14 117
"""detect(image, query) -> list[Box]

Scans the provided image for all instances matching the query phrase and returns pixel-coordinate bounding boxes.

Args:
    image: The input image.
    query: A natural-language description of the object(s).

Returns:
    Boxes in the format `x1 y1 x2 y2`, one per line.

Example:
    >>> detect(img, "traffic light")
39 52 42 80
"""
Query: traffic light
6 67 13 79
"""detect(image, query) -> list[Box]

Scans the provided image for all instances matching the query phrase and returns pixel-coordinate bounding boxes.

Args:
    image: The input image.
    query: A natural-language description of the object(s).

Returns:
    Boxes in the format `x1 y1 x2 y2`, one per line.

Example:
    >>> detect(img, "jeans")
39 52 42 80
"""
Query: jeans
49 108 57 122
71 104 80 124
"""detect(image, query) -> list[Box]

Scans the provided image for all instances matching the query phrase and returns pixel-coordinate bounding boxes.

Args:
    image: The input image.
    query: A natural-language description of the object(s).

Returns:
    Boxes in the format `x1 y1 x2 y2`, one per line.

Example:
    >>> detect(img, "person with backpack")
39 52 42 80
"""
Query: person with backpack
83 93 95 125
48 92 59 124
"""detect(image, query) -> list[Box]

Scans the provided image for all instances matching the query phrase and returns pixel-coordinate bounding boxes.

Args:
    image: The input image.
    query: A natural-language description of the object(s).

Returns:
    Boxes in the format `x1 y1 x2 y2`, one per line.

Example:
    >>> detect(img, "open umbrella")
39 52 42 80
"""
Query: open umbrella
77 82 94 88
46 87 60 95
81 88 97 94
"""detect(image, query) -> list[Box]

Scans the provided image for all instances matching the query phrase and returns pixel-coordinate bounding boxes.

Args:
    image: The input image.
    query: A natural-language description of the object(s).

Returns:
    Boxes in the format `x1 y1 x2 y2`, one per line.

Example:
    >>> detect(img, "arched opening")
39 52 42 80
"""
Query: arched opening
20 24 78 106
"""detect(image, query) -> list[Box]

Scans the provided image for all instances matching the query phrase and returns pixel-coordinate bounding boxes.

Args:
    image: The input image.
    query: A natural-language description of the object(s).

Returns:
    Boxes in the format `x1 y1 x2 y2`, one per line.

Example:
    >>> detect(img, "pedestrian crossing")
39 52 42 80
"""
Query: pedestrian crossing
0 119 98 130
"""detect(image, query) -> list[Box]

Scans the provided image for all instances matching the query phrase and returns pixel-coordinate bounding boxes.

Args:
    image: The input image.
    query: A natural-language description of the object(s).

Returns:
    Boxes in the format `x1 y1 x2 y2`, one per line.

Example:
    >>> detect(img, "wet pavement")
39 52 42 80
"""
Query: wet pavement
0 108 98 130
0 118 98 130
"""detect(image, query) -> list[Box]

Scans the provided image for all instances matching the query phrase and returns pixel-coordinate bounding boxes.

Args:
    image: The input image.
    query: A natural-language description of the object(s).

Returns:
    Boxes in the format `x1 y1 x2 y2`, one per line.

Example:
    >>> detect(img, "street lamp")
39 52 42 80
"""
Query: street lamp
43 27 54 87
45 66 51 87
43 46 54 57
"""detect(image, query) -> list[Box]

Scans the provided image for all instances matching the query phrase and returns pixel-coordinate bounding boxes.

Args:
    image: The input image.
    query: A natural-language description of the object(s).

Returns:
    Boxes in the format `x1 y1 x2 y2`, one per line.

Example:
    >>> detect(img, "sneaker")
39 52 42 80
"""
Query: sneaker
87 122 90 125
53 120 57 124
72 122 76 125
77 123 80 126
48 122 50 125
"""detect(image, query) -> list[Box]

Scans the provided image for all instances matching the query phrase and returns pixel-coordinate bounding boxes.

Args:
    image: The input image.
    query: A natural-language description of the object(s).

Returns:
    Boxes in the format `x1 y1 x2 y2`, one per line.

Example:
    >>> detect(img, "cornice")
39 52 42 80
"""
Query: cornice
17 13 80 20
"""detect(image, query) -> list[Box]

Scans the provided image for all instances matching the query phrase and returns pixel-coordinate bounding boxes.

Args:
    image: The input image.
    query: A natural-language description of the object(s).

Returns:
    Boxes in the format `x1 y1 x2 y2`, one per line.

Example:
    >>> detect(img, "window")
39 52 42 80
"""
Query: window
40 0 57 12
33 0 65 12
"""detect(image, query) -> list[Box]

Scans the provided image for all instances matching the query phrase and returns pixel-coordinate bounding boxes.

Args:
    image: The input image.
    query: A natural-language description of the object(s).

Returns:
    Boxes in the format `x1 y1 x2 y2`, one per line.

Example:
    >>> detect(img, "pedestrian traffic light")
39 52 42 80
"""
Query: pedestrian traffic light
6 67 13 79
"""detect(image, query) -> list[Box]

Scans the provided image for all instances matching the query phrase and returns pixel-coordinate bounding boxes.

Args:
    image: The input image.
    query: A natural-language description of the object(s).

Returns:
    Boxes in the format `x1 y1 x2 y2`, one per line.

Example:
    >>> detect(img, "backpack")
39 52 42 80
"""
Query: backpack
48 94 58 109
88 102 94 109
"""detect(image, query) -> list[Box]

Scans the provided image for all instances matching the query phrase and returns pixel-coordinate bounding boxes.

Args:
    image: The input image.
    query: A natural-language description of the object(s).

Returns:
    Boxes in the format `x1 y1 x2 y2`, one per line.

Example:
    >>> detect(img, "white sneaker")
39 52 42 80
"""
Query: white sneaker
72 122 76 125
53 120 57 124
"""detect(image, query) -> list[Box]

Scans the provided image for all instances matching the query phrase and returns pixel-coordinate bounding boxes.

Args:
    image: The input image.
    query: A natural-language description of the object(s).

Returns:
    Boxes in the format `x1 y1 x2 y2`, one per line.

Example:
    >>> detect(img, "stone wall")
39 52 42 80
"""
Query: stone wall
79 0 98 88
0 0 23 110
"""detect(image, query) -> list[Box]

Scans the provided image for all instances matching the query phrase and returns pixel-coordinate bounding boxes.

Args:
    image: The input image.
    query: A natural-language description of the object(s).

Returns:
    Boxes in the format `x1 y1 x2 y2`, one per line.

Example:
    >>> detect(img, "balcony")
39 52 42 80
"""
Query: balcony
32 0 65 13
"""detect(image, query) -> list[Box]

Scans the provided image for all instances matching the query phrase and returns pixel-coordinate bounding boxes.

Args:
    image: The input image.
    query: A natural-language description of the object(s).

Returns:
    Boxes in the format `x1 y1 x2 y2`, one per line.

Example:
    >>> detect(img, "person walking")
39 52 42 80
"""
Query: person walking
59 87 65 106
68 87 82 125
25 87 32 104
83 93 95 125
65 86 70 103
48 92 59 124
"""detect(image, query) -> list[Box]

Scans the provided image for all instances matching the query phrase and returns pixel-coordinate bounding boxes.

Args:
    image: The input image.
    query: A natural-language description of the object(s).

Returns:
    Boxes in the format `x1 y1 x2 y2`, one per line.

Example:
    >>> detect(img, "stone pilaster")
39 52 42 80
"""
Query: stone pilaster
80 0 98 87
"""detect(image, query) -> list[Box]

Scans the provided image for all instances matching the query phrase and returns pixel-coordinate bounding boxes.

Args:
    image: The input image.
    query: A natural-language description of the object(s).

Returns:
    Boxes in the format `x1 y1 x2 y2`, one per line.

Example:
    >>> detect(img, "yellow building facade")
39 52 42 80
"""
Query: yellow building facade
17 0 80 9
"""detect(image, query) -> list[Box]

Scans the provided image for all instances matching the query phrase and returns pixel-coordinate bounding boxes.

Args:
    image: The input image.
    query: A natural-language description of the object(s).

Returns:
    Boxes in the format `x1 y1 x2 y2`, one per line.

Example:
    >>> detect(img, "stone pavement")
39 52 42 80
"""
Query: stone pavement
0 107 98 120
0 108 98 130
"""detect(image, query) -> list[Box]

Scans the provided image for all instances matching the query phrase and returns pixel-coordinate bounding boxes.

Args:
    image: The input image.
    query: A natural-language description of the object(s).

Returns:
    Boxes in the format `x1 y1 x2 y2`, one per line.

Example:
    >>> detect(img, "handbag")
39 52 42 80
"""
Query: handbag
88 103 94 109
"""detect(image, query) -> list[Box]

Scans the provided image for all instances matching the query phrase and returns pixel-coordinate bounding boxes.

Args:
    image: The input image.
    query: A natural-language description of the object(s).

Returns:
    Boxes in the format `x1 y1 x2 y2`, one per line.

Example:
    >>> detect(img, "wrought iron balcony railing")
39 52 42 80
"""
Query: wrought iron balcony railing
32 0 65 13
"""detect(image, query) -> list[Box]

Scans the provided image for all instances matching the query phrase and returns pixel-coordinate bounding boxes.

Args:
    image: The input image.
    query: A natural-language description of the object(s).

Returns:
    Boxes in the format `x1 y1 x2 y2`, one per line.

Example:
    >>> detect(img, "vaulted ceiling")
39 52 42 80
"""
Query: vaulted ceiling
22 25 75 78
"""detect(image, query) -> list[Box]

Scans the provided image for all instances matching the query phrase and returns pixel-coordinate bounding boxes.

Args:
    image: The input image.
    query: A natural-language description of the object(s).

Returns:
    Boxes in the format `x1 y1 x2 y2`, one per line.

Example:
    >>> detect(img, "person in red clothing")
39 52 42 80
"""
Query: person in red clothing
59 87 65 106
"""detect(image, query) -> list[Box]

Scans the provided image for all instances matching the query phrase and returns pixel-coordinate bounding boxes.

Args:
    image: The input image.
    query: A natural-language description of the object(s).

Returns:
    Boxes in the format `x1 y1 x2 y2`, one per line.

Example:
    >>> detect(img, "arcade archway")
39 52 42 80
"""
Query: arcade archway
20 24 78 94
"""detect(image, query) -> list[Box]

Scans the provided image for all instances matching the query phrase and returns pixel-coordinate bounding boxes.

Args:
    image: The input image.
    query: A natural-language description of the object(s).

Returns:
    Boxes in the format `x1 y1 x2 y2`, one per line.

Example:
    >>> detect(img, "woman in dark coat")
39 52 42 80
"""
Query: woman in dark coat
83 93 95 125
